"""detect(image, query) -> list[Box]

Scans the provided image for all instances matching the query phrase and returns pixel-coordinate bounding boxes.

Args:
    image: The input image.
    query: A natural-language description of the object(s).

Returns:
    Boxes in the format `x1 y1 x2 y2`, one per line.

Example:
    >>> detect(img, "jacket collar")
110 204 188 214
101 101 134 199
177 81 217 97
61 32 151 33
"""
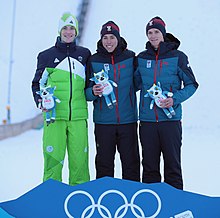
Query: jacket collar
55 36 77 51
145 33 180 56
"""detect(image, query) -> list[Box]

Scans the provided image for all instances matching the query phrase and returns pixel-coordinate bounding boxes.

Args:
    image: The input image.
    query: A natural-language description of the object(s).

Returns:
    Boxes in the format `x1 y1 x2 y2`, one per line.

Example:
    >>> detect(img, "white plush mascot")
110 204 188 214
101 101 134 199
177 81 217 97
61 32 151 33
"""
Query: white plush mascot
90 69 117 109
36 86 61 125
144 82 175 118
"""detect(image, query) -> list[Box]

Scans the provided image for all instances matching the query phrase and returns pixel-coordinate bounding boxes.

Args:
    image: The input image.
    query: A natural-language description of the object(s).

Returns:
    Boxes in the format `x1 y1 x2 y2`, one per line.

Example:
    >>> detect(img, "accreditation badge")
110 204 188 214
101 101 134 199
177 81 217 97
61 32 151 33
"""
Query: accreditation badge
147 60 152 68
104 64 110 72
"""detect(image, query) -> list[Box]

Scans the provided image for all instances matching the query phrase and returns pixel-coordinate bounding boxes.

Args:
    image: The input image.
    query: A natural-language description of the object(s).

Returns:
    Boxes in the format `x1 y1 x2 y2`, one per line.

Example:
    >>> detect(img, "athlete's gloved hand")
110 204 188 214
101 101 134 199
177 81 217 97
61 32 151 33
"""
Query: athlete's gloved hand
38 99 48 112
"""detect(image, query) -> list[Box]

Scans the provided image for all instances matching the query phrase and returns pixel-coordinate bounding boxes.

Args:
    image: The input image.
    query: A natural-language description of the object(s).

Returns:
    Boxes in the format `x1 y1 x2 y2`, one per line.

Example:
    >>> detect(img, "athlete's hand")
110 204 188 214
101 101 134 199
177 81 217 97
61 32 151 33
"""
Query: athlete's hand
92 84 103 96
38 99 48 112
160 98 174 108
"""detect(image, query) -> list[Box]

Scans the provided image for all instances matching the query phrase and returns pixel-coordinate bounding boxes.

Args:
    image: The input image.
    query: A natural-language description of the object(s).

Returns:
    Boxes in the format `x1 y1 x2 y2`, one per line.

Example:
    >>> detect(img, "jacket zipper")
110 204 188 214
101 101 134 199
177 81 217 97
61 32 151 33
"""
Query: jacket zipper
111 55 120 124
154 49 159 122
67 45 73 121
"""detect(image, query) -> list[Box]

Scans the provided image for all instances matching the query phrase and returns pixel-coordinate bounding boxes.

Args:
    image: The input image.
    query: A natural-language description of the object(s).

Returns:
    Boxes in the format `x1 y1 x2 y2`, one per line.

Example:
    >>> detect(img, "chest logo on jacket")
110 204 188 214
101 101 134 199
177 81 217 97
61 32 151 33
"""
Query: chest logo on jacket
78 56 83 62
54 58 60 63
104 64 110 72
147 60 152 68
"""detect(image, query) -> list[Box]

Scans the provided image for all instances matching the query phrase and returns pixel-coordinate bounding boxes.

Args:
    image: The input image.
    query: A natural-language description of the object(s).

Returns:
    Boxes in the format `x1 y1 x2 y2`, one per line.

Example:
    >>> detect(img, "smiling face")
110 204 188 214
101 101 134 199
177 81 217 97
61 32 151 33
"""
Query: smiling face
60 26 76 43
147 28 164 49
102 34 118 53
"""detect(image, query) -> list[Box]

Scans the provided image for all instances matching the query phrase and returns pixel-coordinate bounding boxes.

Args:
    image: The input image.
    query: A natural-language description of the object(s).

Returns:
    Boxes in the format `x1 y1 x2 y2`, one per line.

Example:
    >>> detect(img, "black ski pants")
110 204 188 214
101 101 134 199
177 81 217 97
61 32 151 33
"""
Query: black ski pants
94 123 140 182
139 121 183 189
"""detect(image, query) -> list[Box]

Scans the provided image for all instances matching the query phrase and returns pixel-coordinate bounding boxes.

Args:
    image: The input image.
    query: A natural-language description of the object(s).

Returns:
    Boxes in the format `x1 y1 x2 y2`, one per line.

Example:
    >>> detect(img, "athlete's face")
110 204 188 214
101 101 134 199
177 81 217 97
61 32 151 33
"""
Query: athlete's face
61 26 76 43
102 34 118 53
147 28 164 49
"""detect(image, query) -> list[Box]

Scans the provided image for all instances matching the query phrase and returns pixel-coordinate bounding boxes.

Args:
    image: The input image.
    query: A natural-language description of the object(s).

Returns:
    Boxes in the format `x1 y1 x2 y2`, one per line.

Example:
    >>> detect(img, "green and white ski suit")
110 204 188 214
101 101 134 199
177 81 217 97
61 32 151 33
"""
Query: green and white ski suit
32 37 91 185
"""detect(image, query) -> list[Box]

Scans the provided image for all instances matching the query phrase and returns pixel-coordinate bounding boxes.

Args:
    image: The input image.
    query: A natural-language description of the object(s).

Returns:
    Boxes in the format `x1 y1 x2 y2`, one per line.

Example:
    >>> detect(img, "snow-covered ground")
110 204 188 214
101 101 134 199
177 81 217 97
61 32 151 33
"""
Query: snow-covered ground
1 0 220 202
1 118 219 202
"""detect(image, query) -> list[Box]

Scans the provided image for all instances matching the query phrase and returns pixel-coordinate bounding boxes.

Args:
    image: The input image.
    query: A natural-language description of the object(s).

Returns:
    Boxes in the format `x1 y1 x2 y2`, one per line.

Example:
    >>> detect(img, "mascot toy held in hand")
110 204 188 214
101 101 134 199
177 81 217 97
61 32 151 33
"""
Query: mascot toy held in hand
90 69 117 109
36 86 61 125
144 82 175 118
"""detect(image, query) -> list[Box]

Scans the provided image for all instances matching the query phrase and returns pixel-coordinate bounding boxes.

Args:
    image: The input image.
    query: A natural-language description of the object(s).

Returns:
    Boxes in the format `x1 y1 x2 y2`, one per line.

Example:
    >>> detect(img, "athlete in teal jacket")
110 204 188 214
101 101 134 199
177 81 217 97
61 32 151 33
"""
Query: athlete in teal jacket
135 17 198 189
85 21 140 181
31 13 91 185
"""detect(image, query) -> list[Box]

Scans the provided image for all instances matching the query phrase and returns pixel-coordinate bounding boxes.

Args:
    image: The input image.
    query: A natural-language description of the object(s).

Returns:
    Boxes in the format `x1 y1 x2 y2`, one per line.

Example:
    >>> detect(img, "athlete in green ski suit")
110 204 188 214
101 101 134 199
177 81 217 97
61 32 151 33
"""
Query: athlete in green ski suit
31 13 91 185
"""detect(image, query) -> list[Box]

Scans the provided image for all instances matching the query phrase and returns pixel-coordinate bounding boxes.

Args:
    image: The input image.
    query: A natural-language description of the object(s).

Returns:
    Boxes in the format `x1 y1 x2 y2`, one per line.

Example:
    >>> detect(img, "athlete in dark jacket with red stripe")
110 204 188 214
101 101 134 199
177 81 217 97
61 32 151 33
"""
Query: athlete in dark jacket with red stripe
135 17 198 189
86 21 140 181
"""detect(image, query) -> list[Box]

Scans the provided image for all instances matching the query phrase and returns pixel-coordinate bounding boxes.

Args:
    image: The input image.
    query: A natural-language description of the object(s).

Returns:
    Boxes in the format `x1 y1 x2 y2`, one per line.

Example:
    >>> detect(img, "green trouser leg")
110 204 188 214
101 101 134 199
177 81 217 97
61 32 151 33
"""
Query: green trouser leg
43 120 67 182
67 120 90 185
42 120 90 185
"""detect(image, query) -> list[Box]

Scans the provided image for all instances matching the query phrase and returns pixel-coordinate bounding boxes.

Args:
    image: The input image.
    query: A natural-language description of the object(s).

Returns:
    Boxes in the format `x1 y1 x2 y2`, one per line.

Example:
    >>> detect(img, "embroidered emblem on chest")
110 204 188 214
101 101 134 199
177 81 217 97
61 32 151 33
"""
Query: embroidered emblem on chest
104 64 110 72
147 60 152 68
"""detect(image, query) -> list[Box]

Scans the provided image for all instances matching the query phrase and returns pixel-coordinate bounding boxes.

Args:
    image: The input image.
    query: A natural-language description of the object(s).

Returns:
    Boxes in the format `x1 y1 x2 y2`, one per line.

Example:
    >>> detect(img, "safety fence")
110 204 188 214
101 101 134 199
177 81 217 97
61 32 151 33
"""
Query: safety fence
0 114 43 140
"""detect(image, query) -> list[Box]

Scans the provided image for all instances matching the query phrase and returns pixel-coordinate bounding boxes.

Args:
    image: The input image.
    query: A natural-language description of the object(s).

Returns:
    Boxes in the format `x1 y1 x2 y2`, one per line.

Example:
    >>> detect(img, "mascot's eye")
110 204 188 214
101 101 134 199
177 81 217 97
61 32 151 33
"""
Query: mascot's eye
150 91 153 94
96 76 99 79
155 87 158 90
101 73 104 77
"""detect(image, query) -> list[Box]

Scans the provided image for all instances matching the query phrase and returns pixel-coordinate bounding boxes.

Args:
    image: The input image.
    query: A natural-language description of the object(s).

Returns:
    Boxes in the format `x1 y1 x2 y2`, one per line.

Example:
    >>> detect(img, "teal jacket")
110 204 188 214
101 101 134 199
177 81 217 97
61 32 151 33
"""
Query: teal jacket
86 37 138 124
135 33 198 122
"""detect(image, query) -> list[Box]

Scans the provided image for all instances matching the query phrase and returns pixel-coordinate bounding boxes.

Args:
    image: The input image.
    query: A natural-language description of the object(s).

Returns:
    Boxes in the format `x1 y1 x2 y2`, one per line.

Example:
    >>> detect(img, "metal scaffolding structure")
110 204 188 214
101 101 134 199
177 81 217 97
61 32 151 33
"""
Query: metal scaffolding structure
6 0 16 124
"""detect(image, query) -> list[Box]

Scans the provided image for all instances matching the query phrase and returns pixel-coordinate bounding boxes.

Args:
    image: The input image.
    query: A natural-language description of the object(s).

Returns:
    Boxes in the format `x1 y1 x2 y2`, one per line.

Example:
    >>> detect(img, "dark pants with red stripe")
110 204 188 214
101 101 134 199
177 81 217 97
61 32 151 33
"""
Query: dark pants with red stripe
95 123 140 182
139 121 183 189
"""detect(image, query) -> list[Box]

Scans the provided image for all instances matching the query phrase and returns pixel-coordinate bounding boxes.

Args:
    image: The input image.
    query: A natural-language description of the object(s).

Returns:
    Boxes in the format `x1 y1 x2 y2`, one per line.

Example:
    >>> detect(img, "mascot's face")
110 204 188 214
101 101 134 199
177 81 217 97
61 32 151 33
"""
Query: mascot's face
147 84 162 99
91 70 109 84
39 86 55 98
